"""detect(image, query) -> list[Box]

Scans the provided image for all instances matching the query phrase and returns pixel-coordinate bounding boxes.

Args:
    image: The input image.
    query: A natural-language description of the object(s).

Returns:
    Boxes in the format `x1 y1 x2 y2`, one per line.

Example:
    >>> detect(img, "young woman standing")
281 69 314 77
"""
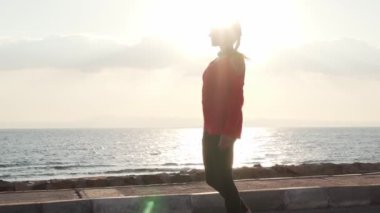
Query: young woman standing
202 22 252 213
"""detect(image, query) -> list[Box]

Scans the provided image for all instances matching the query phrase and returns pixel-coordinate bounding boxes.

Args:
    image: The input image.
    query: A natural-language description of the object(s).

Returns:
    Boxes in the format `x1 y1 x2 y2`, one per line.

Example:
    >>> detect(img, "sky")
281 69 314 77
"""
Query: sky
0 0 380 128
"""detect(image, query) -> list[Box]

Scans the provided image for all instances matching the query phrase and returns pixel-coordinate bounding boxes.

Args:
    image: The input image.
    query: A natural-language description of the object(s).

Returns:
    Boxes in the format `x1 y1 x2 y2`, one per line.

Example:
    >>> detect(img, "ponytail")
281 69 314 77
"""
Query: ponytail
233 29 248 60
232 22 242 51
234 37 241 51
231 22 248 59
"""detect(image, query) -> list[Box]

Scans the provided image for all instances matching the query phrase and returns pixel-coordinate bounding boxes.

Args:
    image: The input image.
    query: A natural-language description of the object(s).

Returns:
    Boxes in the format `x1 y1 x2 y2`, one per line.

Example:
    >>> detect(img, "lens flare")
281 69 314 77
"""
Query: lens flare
143 200 155 213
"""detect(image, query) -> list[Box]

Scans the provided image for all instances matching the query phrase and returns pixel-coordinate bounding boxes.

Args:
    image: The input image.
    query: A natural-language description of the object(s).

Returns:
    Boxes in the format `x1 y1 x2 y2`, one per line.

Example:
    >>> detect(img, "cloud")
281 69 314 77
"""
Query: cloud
0 35 185 71
266 38 380 79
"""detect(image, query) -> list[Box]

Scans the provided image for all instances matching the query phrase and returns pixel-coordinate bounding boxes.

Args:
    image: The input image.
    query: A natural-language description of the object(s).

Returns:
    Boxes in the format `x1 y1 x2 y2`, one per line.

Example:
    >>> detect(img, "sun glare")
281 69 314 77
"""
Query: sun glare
204 1 240 30
143 0 304 61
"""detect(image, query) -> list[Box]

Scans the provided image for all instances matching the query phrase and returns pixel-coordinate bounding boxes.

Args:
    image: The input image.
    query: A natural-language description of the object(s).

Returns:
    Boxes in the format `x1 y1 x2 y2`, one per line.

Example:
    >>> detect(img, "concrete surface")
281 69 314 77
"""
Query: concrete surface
0 189 78 205
0 173 379 213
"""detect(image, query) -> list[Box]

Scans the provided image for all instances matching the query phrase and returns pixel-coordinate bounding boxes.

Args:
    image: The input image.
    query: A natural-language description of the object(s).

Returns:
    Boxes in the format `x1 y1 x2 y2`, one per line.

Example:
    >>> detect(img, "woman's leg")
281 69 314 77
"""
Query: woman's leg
202 131 248 213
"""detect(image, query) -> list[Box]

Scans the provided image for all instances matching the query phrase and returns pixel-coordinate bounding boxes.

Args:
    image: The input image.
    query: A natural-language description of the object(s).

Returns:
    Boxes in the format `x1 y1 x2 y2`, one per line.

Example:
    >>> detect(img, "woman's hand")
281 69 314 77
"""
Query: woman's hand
218 135 236 150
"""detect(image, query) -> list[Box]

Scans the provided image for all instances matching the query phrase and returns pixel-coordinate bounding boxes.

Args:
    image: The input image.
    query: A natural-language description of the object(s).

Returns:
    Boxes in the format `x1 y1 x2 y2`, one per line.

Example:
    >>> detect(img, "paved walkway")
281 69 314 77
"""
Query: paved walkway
1 172 379 206
81 172 380 199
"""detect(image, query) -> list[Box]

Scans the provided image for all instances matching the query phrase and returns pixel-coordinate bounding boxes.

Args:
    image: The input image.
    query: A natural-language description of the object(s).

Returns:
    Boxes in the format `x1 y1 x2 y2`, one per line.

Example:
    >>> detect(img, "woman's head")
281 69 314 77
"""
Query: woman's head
209 22 241 50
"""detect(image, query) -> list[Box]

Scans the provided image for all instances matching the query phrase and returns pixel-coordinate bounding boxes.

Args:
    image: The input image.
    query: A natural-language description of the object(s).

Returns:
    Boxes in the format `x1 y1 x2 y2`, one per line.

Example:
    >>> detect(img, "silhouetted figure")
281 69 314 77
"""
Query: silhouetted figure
202 22 252 213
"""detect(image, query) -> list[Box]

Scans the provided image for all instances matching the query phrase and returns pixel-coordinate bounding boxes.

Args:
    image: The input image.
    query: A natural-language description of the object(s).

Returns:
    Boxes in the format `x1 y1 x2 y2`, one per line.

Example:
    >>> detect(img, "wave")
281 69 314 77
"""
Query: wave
162 163 178 166
51 164 114 170
0 163 30 168
52 165 83 170
182 163 203 166
0 164 116 170
45 161 67 165
103 167 185 174
0 174 11 178
162 163 202 166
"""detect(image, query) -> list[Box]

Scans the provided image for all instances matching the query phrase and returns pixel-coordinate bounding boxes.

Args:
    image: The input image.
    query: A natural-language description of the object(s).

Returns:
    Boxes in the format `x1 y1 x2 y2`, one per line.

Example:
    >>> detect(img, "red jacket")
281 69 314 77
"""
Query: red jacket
202 51 245 138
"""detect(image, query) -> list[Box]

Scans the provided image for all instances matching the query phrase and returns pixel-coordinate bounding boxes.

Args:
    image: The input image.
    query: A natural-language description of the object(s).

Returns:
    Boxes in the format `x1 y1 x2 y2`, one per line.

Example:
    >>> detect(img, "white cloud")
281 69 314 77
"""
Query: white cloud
266 38 380 79
0 35 185 71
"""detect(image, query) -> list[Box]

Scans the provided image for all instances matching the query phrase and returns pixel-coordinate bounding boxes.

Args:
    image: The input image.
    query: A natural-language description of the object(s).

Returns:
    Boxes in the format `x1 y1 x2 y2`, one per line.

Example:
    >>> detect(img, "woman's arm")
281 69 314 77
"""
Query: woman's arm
218 55 245 150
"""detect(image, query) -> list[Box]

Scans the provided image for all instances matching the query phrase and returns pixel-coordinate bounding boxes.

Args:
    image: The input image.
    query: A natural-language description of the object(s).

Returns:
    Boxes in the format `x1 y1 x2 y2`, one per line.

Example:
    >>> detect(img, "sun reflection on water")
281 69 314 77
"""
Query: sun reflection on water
171 127 279 170
235 127 278 168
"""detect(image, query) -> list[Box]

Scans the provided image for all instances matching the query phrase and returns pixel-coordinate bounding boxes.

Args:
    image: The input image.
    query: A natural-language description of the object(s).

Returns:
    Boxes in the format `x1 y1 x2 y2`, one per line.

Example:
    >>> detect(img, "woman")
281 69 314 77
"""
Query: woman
202 22 252 213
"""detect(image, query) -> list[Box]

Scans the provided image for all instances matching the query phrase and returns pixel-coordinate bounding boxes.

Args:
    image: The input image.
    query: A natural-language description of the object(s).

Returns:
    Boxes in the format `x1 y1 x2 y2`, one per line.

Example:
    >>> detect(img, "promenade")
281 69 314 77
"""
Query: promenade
1 172 379 212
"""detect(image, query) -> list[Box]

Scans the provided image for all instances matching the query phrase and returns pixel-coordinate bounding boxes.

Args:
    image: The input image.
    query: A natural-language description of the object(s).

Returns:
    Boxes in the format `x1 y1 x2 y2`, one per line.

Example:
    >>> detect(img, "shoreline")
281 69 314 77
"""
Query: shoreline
1 162 380 192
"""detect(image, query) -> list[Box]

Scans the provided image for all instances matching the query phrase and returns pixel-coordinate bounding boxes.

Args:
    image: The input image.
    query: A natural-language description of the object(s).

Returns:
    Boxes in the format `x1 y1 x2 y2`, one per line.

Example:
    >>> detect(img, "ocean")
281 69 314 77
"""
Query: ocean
0 127 379 182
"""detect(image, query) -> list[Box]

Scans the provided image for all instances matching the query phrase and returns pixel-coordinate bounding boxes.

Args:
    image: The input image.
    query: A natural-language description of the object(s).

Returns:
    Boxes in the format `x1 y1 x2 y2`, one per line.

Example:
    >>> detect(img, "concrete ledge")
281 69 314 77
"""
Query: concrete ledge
92 194 192 213
141 194 192 213
262 205 380 213
370 185 380 205
1 184 380 213
42 200 92 213
241 189 285 211
284 187 328 210
0 203 41 213
92 197 140 213
191 192 225 213
327 185 371 207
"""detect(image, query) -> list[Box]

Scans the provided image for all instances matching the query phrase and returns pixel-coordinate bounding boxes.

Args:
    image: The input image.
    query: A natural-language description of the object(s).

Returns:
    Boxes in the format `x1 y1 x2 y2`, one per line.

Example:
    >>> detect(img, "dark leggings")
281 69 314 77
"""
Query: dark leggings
202 131 248 213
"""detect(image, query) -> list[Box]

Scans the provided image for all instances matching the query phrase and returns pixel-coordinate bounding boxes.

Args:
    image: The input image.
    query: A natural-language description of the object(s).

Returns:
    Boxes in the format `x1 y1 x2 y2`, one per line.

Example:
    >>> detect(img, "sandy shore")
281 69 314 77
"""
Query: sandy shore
1 162 380 192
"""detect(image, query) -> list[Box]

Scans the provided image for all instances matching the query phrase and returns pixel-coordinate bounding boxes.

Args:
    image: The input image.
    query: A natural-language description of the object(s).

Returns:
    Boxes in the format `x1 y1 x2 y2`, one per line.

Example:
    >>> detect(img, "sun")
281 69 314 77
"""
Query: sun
143 0 304 61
